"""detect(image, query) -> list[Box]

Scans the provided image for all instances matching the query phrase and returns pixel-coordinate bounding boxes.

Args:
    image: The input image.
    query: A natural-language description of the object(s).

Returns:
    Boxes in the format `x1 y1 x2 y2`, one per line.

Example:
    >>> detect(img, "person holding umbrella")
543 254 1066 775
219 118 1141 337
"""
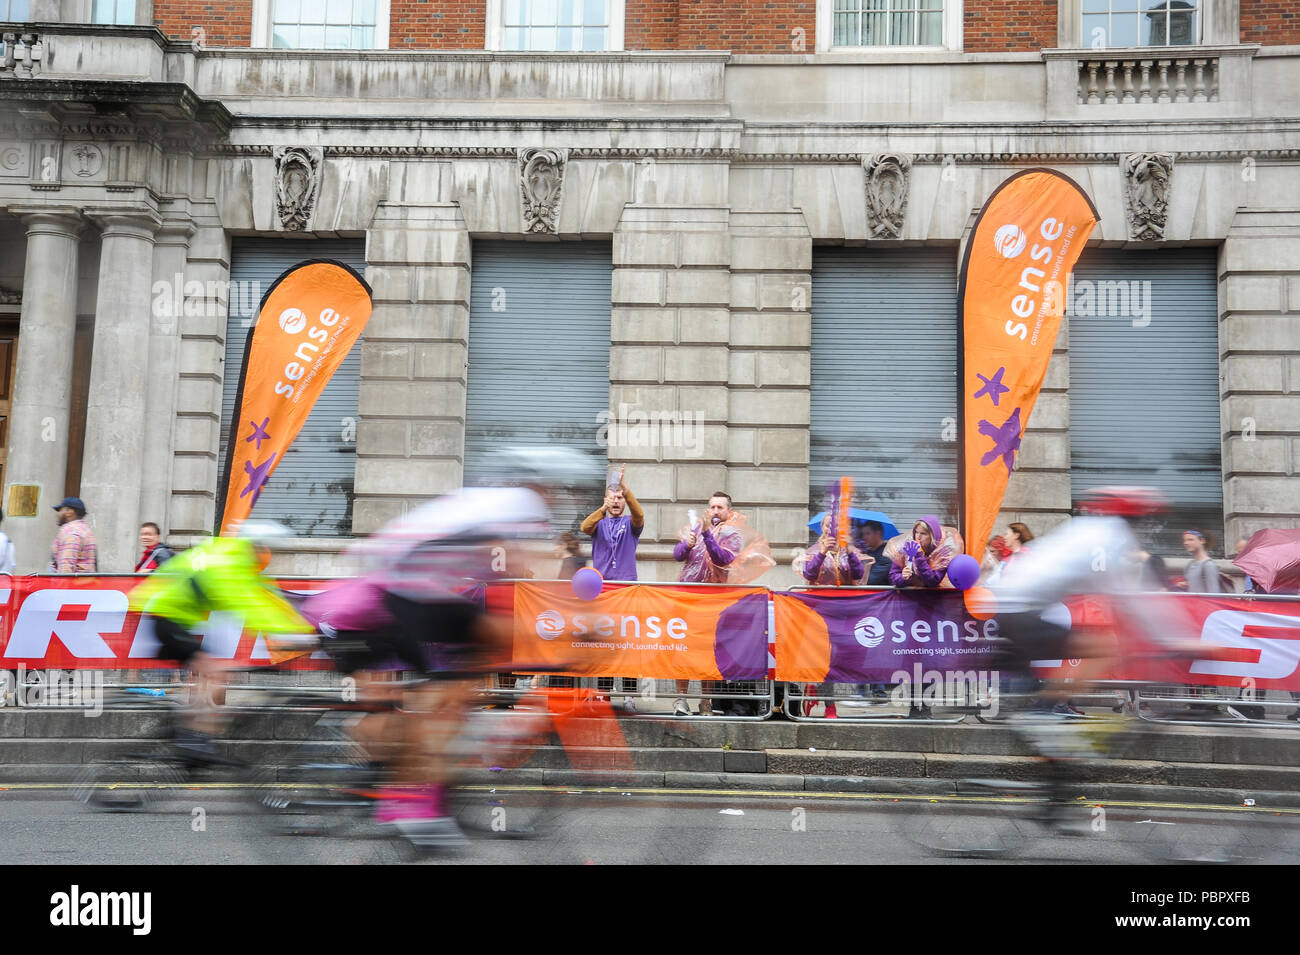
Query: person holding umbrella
1234 530 1300 596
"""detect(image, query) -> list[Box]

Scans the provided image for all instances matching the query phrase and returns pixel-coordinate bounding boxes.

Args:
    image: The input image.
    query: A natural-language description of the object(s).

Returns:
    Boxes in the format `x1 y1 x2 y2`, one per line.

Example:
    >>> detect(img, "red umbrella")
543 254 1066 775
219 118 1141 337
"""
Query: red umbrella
1233 529 1300 595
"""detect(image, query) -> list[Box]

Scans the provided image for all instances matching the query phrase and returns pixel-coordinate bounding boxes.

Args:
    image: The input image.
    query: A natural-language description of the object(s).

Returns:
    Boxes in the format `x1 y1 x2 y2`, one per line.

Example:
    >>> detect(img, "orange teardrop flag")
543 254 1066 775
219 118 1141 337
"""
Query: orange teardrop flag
961 170 1099 562
218 260 373 532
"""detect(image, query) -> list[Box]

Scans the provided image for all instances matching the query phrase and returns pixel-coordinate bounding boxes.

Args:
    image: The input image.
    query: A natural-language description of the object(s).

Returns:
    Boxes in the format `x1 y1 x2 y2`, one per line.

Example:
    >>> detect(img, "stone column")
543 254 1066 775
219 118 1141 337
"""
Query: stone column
80 209 161 571
3 208 83 572
1220 211 1300 542
352 203 470 534
611 205 732 581
139 218 195 538
727 211 812 588
169 224 230 539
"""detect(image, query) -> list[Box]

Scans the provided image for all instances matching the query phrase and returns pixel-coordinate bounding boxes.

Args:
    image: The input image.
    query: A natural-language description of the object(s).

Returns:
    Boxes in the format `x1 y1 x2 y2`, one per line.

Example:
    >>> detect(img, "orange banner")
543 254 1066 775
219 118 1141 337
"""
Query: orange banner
512 583 769 679
219 260 373 532
961 170 1099 561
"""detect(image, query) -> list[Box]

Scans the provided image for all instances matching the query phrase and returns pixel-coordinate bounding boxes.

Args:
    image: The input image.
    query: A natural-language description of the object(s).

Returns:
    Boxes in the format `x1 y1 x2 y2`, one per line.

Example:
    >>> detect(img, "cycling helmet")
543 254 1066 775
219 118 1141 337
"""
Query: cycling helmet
1076 486 1170 518
231 519 294 546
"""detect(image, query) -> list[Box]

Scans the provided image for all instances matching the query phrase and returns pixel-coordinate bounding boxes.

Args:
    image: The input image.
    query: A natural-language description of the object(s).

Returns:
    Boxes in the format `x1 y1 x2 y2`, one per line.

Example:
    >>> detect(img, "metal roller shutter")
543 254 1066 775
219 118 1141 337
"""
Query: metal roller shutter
464 241 612 532
810 247 960 528
220 238 366 537
1068 247 1223 548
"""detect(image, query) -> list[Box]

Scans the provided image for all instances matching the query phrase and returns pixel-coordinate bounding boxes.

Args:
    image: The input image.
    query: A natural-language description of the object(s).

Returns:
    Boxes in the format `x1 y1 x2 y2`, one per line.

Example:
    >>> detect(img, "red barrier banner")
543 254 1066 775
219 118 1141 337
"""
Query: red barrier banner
512 582 769 679
0 576 336 670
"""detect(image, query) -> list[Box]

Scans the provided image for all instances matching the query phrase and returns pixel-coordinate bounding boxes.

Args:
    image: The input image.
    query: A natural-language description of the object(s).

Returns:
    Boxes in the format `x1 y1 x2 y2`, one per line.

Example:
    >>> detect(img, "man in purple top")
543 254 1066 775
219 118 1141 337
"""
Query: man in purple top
579 472 644 581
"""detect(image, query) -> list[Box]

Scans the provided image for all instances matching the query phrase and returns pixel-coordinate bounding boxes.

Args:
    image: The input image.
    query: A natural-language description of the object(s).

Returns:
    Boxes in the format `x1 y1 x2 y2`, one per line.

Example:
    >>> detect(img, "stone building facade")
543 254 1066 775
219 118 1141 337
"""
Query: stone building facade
1 3 1298 584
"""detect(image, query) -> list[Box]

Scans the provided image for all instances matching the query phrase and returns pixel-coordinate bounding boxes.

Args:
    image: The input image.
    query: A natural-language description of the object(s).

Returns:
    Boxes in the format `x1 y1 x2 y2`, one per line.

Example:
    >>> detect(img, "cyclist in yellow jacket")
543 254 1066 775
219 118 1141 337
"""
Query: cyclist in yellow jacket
129 521 310 760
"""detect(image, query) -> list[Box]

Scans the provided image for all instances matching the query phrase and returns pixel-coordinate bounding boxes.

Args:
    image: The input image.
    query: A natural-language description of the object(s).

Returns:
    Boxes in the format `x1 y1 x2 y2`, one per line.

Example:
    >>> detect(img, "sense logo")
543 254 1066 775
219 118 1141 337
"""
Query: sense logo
853 615 886 648
993 224 1027 258
535 610 565 640
278 307 307 334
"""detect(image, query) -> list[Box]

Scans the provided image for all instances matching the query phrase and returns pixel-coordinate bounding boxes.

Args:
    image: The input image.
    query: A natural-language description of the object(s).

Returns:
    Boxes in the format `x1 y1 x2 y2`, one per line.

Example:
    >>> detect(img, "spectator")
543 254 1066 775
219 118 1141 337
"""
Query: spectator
49 497 97 574
888 515 955 717
135 522 175 573
1003 522 1034 565
554 532 585 580
856 520 892 587
671 491 744 716
889 516 951 589
579 467 643 582
0 509 14 575
1179 530 1223 593
580 469 643 709
796 515 868 587
1235 537 1255 592
795 516 870 719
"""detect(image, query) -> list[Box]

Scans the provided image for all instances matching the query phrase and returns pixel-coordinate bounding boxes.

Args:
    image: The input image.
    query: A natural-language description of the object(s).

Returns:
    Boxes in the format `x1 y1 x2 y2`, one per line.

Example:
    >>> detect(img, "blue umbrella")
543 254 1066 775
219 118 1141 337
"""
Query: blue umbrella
807 508 899 539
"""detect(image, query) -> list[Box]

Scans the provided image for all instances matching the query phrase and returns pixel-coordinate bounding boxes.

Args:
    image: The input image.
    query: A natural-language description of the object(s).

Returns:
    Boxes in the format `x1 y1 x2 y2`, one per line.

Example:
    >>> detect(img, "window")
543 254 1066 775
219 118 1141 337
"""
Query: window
1082 0 1199 48
252 0 389 48
487 0 625 52
816 0 961 51
2 0 31 20
92 0 136 24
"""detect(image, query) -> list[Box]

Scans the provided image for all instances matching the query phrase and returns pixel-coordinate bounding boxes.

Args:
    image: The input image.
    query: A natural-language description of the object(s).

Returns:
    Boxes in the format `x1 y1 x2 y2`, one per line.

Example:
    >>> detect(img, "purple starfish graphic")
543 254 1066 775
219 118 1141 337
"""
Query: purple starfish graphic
240 454 277 506
974 367 1010 406
245 416 271 451
978 407 1023 475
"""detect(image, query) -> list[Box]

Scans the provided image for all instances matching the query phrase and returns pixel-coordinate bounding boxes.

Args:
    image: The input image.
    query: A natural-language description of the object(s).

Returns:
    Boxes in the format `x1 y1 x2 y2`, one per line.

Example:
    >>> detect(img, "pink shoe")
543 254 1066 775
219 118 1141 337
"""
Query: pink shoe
374 786 436 825
825 703 838 719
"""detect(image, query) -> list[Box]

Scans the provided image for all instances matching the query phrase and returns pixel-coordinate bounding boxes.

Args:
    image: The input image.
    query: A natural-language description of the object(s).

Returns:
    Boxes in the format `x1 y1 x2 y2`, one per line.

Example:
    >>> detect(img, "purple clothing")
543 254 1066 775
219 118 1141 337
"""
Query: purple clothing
889 545 945 588
801 547 865 585
674 524 740 583
590 513 642 581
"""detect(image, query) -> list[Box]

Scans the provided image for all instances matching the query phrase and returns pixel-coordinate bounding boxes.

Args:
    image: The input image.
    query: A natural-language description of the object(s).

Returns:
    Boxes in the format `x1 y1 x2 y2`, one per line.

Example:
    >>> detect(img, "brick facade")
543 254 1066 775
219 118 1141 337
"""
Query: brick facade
674 1 815 53
626 0 680 50
1241 0 1300 46
964 0 1056 52
390 0 486 49
153 0 253 47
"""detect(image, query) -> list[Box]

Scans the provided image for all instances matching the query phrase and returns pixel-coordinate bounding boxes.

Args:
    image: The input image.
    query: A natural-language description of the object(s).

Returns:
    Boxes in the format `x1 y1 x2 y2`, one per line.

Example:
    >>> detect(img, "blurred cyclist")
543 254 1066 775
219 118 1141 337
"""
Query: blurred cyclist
129 521 310 761
984 487 1192 712
299 446 599 847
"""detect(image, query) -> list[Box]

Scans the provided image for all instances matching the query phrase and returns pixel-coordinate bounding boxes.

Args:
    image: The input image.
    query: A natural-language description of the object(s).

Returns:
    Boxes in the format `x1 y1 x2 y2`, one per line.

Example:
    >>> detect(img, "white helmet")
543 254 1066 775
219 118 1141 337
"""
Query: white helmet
232 519 294 546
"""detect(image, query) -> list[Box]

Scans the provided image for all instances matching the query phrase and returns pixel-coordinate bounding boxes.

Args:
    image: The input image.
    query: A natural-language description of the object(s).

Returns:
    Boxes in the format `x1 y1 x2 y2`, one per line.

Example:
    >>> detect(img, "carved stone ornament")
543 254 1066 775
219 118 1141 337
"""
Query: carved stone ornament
70 144 102 177
1123 152 1174 241
863 153 913 239
273 146 323 232
518 147 568 234
1 33 44 80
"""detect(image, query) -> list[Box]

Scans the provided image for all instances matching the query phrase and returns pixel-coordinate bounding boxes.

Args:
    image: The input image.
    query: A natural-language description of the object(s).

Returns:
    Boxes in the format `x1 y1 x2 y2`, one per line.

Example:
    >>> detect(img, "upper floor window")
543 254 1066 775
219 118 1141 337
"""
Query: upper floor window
833 0 943 46
92 0 136 24
1082 0 1199 48
272 0 379 48
2 0 31 20
816 0 961 51
488 0 625 51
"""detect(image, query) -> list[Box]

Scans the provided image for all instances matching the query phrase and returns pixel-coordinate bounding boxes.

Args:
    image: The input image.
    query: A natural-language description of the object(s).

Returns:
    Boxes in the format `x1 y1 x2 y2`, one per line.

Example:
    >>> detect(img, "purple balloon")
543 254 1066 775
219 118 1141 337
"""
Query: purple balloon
946 554 981 591
571 567 604 601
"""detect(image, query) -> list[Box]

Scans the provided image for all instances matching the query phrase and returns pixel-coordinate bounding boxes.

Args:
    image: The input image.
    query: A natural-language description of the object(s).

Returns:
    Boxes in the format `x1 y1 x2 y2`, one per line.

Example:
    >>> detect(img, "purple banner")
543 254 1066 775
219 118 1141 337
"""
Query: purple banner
784 590 1002 681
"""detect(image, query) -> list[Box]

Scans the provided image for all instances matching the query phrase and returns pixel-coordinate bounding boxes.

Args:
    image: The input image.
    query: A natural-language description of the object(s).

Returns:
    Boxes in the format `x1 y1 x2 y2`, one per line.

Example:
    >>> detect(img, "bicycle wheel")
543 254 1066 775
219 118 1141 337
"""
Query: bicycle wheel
72 758 188 813
903 780 1045 859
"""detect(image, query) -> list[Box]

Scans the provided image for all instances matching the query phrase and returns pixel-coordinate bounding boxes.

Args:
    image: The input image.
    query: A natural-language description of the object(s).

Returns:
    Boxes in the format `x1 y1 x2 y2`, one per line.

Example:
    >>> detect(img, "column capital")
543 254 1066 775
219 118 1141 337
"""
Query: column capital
84 206 163 239
154 218 198 247
8 205 85 237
